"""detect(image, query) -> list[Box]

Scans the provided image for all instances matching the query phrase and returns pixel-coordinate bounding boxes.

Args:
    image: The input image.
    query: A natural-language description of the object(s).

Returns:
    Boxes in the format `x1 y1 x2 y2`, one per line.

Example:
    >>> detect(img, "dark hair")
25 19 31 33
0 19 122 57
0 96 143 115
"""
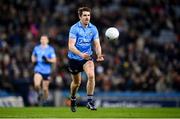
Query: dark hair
40 33 49 38
41 34 48 37
78 7 91 17
39 34 49 41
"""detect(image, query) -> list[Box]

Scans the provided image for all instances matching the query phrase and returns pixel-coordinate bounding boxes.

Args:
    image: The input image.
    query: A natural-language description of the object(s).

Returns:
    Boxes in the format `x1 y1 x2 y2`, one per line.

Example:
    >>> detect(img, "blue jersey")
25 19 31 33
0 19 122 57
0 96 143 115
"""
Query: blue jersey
32 44 56 74
68 21 99 60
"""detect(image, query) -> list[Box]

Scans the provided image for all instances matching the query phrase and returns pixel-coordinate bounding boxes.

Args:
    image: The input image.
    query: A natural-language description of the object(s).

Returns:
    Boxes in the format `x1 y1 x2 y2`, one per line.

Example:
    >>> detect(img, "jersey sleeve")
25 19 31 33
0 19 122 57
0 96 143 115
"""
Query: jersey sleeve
48 47 56 58
69 26 77 39
92 26 99 41
32 47 37 56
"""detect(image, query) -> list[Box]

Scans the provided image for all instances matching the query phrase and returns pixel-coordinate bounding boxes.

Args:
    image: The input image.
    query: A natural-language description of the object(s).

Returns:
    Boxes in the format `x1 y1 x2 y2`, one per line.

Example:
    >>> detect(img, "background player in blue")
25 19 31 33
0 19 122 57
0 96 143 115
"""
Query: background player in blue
31 35 56 105
68 7 104 112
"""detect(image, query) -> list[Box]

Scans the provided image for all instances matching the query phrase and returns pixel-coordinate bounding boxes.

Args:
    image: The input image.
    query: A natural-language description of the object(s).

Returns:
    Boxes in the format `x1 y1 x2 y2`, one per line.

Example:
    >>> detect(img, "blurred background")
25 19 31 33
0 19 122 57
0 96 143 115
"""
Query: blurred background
0 0 179 107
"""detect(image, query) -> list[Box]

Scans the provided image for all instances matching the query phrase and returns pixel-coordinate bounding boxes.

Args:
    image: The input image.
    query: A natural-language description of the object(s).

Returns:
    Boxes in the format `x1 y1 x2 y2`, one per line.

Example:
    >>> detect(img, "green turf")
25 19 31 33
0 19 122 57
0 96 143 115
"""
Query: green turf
0 107 180 118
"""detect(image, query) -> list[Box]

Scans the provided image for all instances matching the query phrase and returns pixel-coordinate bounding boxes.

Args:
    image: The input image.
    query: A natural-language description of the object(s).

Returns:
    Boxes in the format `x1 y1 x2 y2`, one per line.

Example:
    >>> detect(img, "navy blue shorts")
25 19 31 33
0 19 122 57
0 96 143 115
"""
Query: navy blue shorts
68 58 92 75
35 72 51 80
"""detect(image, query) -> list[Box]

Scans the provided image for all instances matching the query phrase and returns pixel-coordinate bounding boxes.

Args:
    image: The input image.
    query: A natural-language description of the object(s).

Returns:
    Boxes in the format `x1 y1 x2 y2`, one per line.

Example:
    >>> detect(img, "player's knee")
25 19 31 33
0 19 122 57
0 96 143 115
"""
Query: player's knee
76 82 81 87
77 82 81 87
73 81 81 87
87 73 94 80
34 85 40 90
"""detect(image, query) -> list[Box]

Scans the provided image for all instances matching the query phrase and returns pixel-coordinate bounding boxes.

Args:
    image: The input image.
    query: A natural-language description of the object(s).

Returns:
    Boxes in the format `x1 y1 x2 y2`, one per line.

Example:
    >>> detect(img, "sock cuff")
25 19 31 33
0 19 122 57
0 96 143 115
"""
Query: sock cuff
87 95 93 100
71 96 76 100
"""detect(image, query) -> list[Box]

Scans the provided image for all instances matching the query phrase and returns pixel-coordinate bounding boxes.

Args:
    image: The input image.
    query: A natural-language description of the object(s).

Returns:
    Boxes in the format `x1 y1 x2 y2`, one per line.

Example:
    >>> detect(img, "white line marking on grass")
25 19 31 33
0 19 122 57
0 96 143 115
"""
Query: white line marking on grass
0 117 179 119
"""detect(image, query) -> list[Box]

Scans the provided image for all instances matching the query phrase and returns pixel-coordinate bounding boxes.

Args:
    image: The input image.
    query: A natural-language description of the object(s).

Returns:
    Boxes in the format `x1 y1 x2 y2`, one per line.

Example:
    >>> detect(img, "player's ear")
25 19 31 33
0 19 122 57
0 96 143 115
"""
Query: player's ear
78 15 81 19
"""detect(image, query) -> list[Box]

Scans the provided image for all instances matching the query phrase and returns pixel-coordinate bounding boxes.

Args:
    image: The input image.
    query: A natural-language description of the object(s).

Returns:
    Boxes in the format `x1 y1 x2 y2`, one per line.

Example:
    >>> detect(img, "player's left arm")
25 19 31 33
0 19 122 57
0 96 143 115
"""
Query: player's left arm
93 38 104 61
46 48 56 63
46 57 56 63
93 27 104 61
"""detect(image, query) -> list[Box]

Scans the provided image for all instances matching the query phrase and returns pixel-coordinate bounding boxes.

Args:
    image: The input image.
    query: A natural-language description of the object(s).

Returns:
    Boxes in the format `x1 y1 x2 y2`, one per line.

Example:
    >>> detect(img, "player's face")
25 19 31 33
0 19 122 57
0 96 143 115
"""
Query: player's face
40 36 49 45
80 11 90 26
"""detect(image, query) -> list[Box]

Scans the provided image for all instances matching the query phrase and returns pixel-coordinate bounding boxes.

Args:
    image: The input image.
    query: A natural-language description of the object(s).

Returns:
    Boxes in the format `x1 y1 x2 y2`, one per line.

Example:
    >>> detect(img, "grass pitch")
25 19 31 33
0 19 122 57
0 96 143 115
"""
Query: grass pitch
0 107 180 118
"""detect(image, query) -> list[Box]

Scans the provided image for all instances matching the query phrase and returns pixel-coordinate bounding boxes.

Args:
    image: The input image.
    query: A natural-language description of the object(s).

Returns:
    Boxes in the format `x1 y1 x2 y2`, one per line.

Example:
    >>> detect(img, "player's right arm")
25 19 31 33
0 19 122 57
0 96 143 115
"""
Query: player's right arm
31 47 37 64
68 27 90 60
68 38 90 60
31 55 36 63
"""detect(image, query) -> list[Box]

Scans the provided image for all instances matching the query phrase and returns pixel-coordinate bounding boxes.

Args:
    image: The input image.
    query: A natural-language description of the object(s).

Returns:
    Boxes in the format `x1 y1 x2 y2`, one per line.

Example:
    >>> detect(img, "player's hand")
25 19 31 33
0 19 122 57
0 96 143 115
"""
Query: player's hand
96 55 104 62
42 56 48 62
80 53 91 60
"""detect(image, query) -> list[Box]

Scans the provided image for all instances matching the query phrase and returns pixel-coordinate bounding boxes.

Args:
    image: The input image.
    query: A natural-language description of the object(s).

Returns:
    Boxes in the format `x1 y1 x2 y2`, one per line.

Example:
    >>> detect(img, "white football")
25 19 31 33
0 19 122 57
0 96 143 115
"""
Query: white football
105 27 119 40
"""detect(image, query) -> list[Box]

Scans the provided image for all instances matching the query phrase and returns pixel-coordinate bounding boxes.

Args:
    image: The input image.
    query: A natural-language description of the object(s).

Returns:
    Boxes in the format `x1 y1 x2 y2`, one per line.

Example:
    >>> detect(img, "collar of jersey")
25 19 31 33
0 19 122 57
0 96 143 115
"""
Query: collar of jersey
78 21 92 28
